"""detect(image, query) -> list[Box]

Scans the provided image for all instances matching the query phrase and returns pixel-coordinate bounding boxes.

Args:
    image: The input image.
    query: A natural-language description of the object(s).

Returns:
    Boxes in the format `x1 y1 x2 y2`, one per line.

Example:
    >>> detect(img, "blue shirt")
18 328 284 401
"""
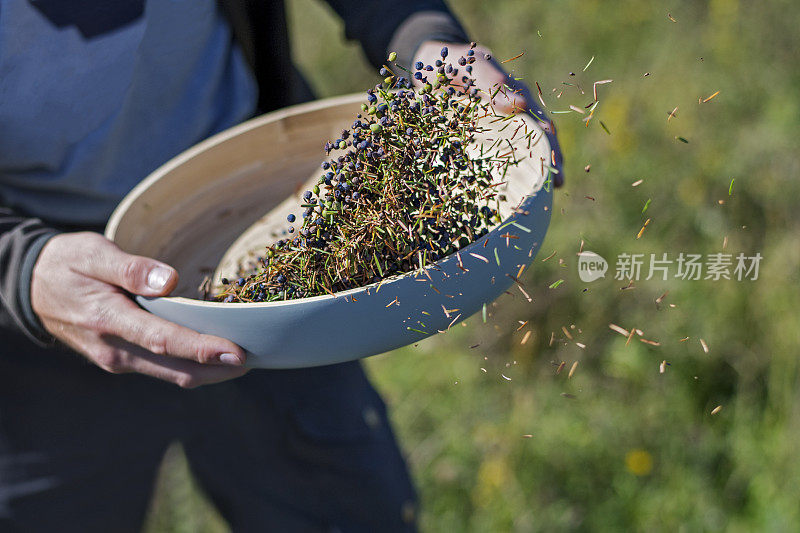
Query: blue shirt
0 0 258 224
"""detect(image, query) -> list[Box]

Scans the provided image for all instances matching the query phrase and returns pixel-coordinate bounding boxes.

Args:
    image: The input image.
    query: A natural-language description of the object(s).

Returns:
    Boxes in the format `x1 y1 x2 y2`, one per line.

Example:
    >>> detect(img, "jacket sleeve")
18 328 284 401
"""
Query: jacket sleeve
321 0 469 69
0 206 60 345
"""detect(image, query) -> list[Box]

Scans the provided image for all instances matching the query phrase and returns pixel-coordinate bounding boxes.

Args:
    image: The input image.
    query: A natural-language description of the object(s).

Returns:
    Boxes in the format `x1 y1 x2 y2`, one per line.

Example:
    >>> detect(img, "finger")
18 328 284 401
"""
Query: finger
108 338 249 388
76 234 179 296
489 88 528 115
470 63 527 115
100 294 246 366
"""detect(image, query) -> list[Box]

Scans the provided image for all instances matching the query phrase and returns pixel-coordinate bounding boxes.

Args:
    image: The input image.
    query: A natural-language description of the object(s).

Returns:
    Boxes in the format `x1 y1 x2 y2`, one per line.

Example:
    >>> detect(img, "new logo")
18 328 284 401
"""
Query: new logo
578 251 608 282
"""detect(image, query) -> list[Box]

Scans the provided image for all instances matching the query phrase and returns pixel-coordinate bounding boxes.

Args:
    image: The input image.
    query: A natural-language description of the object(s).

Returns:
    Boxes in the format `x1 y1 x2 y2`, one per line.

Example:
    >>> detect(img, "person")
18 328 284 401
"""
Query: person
0 0 562 530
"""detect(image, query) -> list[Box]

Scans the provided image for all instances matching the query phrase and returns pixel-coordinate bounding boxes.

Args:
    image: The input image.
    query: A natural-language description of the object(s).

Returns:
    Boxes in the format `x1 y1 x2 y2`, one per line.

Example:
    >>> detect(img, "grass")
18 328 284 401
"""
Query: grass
144 0 800 530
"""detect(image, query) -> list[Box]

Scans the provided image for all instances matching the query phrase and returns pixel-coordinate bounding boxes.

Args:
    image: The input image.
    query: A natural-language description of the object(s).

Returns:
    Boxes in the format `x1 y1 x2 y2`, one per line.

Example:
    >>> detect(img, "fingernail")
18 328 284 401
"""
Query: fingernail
147 266 172 291
219 353 243 366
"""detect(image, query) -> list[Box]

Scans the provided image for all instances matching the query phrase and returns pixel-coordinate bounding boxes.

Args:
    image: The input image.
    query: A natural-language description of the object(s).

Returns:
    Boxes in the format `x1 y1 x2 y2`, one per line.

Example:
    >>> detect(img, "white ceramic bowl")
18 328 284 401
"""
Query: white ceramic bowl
106 93 555 368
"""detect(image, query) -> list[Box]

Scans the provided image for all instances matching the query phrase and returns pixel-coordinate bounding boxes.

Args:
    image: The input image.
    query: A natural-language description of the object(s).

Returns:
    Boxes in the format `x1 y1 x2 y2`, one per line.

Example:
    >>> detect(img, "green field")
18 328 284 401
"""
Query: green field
144 0 800 531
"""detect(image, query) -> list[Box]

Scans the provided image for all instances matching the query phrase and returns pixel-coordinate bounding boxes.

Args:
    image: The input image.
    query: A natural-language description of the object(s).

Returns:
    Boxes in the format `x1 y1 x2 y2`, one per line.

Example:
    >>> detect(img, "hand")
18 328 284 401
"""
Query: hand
412 40 564 187
31 232 248 388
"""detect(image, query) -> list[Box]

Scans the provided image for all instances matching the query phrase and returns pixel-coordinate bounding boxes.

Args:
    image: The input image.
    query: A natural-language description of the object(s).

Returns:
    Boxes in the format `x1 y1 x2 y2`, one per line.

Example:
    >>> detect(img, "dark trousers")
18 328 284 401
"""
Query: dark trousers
0 328 417 532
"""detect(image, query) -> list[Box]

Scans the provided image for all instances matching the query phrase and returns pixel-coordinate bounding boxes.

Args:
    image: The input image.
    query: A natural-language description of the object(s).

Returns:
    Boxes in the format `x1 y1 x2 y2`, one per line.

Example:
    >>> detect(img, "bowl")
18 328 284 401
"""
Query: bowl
105 93 555 368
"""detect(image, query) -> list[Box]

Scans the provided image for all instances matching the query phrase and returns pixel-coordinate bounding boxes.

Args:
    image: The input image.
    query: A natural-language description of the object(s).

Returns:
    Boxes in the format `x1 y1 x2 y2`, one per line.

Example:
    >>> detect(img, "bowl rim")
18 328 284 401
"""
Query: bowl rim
108 93 553 311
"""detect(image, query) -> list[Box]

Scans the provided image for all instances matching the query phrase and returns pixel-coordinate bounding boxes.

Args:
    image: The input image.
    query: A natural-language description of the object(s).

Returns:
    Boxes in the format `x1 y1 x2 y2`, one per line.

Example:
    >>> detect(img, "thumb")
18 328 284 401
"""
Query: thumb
81 236 179 296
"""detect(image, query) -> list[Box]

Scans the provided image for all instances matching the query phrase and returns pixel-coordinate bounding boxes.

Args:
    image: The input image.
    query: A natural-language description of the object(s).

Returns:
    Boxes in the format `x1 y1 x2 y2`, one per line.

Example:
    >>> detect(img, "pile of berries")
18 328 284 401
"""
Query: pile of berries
217 45 518 303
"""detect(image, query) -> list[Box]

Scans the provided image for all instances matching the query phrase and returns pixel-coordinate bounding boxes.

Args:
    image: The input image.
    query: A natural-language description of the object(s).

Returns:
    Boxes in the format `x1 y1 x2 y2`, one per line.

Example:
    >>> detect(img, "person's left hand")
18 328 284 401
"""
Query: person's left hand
412 40 564 187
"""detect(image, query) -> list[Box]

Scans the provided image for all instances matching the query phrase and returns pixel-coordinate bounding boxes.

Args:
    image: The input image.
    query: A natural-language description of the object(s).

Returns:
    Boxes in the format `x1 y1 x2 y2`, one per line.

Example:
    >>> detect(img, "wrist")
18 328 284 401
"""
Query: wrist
19 231 60 343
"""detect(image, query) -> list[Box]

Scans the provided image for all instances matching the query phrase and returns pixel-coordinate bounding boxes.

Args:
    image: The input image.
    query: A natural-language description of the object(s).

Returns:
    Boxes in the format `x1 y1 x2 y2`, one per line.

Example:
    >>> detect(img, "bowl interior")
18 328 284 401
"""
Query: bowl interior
106 95 364 297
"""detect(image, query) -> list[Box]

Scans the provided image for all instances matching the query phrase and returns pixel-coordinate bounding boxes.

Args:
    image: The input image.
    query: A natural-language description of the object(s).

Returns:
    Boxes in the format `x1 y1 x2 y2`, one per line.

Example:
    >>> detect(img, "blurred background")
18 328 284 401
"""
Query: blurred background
144 0 800 530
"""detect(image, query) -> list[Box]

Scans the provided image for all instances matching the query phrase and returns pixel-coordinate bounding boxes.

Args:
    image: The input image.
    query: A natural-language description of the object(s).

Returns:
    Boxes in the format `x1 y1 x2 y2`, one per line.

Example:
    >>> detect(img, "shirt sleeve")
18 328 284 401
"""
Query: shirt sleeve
0 206 60 345
321 0 469 69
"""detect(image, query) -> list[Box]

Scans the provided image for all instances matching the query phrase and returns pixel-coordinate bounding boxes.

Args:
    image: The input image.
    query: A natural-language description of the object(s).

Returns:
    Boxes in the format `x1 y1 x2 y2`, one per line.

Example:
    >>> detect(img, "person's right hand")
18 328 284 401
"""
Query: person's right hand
31 232 248 388
412 41 565 188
